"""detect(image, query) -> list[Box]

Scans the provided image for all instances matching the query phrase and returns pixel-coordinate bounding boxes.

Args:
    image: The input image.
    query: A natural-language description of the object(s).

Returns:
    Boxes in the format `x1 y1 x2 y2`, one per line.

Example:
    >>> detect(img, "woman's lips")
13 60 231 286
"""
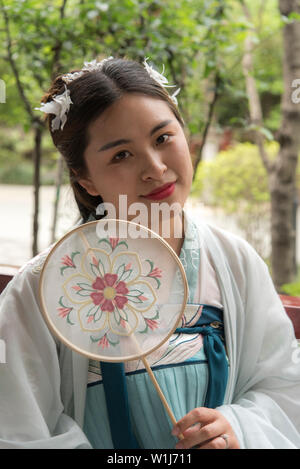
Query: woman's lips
142 182 176 201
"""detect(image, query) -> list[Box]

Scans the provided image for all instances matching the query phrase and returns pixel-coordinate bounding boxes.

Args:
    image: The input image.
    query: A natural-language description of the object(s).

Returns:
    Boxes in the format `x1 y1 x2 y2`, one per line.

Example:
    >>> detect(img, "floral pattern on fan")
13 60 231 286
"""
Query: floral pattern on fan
57 237 162 348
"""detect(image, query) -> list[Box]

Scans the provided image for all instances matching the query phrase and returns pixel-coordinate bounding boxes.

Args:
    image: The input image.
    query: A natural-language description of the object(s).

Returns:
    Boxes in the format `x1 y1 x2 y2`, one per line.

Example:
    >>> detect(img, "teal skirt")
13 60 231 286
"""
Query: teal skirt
83 347 208 449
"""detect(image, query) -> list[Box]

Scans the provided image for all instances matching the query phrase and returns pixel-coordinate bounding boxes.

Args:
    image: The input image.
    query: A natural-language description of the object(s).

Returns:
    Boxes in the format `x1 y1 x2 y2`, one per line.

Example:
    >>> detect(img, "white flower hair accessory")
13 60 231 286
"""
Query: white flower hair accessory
62 57 114 84
35 85 73 132
35 57 114 131
143 57 180 105
35 56 180 132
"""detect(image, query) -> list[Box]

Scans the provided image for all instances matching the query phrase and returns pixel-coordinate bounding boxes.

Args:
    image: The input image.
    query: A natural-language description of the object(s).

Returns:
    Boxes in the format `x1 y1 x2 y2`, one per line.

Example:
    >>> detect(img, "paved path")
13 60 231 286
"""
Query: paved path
0 185 78 266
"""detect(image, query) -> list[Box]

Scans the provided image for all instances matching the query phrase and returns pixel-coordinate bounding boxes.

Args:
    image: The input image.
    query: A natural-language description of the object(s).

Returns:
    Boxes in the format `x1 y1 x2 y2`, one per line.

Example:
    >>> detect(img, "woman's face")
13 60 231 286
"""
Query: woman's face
79 93 193 231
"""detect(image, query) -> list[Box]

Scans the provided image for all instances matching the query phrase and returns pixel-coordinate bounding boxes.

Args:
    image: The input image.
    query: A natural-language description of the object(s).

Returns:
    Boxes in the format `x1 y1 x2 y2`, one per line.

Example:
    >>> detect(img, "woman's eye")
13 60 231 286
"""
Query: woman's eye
156 134 170 145
112 150 130 162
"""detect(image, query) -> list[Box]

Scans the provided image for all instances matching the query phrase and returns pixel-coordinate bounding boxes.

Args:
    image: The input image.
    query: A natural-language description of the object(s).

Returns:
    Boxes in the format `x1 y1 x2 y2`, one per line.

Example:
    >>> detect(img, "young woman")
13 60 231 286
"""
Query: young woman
0 57 299 449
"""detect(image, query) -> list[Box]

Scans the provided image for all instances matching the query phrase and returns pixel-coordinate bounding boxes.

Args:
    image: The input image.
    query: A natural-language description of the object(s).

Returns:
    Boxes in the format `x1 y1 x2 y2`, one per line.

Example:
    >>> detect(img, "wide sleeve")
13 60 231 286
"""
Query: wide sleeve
0 265 92 449
213 232 300 448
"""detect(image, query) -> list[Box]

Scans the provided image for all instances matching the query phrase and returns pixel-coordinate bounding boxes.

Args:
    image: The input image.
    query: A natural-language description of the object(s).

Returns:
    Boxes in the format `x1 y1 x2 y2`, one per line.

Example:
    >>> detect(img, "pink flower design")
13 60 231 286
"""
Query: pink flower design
109 237 119 249
61 249 159 340
90 273 129 312
147 267 162 278
98 334 109 348
60 251 80 276
120 318 126 328
92 256 98 266
61 255 75 267
145 318 159 330
58 306 72 318
138 295 148 301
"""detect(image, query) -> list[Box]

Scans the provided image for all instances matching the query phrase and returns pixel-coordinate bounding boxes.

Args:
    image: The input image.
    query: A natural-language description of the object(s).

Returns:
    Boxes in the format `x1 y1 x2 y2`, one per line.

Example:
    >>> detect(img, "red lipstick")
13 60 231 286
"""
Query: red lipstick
143 182 176 201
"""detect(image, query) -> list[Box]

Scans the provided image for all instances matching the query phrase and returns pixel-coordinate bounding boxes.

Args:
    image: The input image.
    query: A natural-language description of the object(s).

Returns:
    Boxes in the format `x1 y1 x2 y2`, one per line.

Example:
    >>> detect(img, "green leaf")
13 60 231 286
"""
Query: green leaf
260 127 274 141
145 259 154 273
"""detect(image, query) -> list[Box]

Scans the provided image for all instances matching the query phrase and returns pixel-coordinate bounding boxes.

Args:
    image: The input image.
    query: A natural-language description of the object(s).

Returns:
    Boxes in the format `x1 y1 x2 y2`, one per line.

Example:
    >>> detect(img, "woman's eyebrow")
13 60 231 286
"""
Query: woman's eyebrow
98 138 130 152
149 119 173 136
97 119 173 152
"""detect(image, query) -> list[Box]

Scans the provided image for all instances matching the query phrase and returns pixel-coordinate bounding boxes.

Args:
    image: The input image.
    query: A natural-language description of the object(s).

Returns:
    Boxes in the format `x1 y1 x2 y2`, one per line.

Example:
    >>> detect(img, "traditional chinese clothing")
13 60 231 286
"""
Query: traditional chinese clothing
0 213 299 448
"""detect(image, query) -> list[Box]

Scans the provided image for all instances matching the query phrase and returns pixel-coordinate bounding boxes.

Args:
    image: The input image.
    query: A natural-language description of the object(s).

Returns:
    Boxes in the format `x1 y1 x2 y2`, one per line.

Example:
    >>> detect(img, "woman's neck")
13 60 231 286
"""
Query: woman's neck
160 212 185 257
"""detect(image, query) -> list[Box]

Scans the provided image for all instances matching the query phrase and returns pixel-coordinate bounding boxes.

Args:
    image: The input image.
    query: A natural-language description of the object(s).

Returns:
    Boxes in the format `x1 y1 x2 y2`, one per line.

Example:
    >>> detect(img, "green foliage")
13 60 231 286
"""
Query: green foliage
191 141 280 257
0 0 232 186
0 0 290 187
282 267 300 296
281 282 300 297
213 0 283 133
0 0 284 139
0 125 65 185
0 0 235 134
0 161 65 185
0 163 32 184
191 142 277 213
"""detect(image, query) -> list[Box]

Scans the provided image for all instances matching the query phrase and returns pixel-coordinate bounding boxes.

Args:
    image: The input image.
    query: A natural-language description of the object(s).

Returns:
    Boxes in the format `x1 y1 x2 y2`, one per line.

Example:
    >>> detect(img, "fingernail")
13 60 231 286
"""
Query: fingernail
172 427 179 436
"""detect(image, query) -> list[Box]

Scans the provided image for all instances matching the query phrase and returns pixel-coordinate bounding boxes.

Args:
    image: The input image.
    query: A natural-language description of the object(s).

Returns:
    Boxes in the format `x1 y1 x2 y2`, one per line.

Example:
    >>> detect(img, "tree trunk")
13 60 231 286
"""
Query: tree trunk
272 0 300 289
192 73 221 178
32 125 42 256
269 166 297 288
51 155 64 243
242 0 300 290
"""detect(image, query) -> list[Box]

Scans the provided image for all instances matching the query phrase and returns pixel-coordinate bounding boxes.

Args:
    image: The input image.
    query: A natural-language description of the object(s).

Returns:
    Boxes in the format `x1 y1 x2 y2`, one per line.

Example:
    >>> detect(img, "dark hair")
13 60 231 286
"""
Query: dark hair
40 58 184 222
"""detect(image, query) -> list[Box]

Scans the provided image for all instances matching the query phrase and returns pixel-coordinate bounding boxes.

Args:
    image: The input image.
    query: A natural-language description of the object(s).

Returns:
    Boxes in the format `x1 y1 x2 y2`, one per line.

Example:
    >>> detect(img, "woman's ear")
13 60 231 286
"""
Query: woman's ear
72 168 99 196
77 176 99 196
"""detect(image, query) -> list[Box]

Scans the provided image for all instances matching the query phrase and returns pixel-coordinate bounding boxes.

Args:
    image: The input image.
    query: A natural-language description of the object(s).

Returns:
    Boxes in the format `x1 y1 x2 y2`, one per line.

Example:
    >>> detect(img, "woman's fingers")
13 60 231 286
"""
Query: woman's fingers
172 407 240 449
172 407 216 437
197 435 228 449
175 421 224 449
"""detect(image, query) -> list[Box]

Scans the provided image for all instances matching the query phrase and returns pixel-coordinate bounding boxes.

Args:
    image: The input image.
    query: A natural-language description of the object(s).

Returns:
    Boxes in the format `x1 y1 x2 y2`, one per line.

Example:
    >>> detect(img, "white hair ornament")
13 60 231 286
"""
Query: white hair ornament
143 57 180 105
35 57 180 131
34 85 72 132
61 57 114 84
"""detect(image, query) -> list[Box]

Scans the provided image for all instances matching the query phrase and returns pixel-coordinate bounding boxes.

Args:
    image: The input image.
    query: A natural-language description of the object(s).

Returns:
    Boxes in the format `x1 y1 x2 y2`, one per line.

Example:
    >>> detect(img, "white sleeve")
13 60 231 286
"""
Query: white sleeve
0 267 92 449
215 237 300 448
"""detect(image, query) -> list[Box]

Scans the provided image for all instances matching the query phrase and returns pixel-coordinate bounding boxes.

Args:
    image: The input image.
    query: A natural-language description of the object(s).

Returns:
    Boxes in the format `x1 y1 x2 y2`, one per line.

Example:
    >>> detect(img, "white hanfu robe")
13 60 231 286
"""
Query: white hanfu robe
0 216 299 449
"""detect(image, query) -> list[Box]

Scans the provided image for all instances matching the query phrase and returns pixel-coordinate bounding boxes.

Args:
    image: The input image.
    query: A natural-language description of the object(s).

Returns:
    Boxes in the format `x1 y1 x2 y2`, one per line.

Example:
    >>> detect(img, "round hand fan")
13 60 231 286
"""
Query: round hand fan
39 218 188 431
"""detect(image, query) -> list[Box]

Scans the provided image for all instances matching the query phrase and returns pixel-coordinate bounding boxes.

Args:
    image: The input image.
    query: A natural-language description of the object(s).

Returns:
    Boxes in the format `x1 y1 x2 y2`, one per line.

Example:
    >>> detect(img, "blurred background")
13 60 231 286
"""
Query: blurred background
1 0 300 294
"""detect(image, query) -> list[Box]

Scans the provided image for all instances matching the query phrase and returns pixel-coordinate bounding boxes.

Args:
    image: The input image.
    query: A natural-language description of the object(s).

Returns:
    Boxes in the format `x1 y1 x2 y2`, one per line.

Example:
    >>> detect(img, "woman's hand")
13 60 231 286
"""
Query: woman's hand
172 407 240 449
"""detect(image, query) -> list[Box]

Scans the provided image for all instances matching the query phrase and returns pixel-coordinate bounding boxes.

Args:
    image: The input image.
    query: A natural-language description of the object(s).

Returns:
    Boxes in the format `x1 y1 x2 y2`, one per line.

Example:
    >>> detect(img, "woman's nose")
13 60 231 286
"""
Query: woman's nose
140 149 168 181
